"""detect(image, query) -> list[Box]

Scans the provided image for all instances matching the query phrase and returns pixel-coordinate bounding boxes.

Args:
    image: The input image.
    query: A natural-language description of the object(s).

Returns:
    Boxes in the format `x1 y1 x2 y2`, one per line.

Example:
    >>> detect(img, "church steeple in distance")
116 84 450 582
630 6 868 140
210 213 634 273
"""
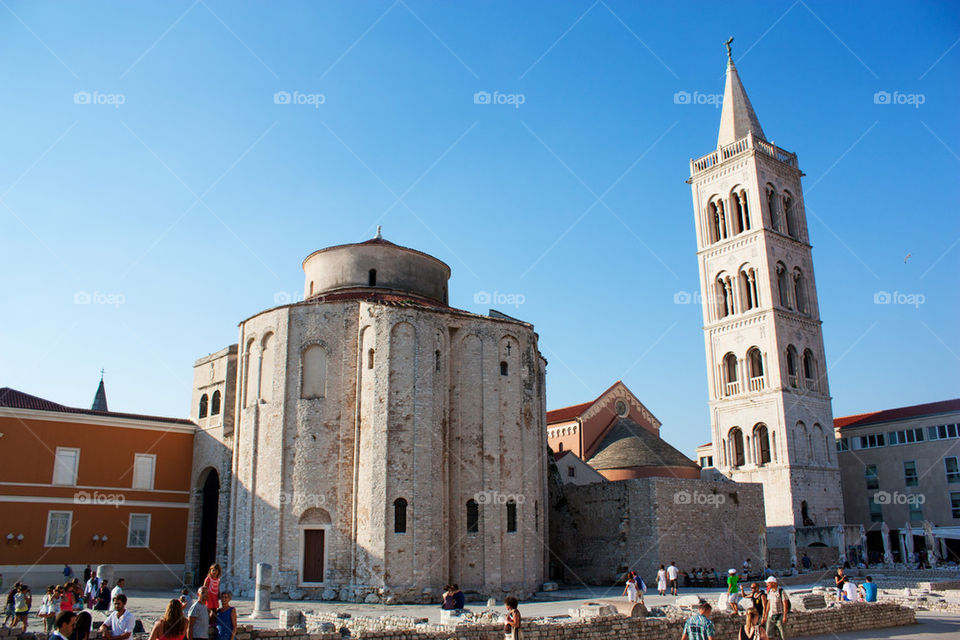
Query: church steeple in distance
91 370 108 412
717 37 766 147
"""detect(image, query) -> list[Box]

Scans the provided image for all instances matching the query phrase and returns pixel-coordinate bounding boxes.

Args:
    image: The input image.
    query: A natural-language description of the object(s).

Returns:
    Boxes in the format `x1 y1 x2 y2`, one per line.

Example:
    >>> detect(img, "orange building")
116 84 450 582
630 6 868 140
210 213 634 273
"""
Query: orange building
0 383 195 587
546 381 700 480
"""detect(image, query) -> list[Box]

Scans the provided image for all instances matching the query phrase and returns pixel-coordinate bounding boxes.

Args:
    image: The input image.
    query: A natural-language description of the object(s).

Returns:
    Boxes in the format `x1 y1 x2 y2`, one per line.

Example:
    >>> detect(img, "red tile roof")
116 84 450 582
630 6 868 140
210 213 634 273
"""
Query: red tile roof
834 398 960 430
0 387 195 426
547 381 628 424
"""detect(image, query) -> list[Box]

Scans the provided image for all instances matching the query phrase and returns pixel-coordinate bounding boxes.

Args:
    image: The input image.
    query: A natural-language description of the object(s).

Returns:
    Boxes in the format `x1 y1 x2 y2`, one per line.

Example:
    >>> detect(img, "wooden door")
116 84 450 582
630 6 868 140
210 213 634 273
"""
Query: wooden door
303 529 325 583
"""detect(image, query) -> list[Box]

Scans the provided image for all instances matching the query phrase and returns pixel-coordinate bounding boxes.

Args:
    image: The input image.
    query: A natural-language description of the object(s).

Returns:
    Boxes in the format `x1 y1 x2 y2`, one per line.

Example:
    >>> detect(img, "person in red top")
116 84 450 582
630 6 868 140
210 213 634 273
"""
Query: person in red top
202 565 222 619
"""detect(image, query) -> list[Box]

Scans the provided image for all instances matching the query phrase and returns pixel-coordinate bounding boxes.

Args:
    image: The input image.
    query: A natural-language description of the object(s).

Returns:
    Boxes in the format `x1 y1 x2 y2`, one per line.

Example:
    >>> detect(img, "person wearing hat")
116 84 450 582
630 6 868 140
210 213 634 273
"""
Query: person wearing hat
726 569 741 614
764 576 789 640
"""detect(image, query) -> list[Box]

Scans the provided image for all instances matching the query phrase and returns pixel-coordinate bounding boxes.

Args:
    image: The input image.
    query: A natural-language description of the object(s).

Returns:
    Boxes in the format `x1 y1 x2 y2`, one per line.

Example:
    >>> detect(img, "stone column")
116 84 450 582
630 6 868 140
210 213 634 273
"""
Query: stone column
880 522 894 564
859 525 867 566
759 531 768 569
835 524 846 565
249 562 275 619
97 564 115 588
940 537 948 563
788 526 797 571
923 521 937 566
904 522 915 563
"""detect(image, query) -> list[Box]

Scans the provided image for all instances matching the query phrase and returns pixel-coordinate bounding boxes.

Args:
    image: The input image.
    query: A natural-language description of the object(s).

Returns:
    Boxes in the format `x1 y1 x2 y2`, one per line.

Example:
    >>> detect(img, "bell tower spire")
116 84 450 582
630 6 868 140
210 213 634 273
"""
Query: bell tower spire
717 38 766 147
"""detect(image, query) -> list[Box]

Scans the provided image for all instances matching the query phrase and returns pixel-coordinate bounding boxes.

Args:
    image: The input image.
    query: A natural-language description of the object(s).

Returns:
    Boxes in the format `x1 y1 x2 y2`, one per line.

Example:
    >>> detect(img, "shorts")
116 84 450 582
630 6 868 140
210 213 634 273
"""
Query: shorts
669 579 678 587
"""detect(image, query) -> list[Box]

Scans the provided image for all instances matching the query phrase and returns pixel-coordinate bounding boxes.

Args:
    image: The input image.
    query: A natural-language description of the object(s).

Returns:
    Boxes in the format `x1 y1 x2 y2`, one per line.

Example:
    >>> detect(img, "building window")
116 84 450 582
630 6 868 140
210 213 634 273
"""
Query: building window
557 442 563 453
301 344 328 399
198 393 209 419
854 433 885 450
729 427 745 468
952 492 960 519
865 464 879 490
466 499 479 533
946 457 960 483
904 461 919 487
793 269 808 314
747 347 764 390
909 501 924 522
500 361 508 376
52 447 80 486
435 350 441 372
889 428 924 445
723 353 739 396
837 437 849 452
767 185 781 232
210 390 221 415
776 263 791 309
45 511 72 547
868 497 883 523
368 269 377 286
367 348 375 369
393 498 407 534
929 424 960 441
506 500 517 533
783 192 798 239
127 513 151 547
132 454 156 490
802 349 817 389
567 466 576 478
755 424 771 465
785 346 799 388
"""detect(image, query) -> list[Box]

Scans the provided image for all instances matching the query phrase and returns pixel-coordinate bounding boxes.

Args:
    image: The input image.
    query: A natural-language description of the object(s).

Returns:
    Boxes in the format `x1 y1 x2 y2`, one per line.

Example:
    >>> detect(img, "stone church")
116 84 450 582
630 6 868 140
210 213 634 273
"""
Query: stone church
186 233 549 602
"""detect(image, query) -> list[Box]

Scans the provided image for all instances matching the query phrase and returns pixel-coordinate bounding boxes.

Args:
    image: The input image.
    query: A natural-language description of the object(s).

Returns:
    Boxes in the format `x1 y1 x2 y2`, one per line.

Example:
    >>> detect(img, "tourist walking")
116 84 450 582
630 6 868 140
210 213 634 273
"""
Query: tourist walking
99 595 135 640
70 611 92 640
657 565 667 596
39 585 58 632
680 602 715 640
187 588 209 640
667 562 680 596
1 582 15 628
622 572 639 604
83 573 98 608
726 569 741 614
503 596 522 639
12 584 30 632
59 583 75 613
738 607 768 640
52 611 77 640
763 577 789 640
215 593 237 640
149 600 189 640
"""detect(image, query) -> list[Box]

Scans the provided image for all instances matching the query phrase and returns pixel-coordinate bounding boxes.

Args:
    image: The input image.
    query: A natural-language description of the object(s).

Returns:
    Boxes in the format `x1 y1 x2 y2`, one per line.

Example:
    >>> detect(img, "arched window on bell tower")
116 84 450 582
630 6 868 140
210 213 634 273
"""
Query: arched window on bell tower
793 268 807 314
783 190 799 239
723 352 739 396
747 347 764 391
766 184 781 232
731 187 749 234
776 262 791 309
729 427 745 469
785 345 799 388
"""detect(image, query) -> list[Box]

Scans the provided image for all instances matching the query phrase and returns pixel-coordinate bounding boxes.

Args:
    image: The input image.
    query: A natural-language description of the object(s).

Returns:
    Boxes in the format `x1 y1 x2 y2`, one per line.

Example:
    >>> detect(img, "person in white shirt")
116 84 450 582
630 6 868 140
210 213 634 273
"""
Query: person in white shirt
83 575 99 608
52 611 77 640
110 579 125 601
841 578 858 602
667 562 680 595
100 595 135 640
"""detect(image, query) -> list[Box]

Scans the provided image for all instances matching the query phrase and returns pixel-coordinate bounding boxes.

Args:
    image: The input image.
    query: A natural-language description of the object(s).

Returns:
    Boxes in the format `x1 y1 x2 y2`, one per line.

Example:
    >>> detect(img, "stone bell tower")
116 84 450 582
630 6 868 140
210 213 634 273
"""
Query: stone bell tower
686 46 844 543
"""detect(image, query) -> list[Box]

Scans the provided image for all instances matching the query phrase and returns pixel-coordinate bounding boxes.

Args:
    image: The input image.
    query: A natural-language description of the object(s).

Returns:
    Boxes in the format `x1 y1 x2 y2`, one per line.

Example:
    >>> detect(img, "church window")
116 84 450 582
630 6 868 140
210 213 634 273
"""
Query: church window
393 498 407 533
435 350 441 372
500 361 508 376
309 281 314 296
783 191 798 239
786 346 799 388
755 424 771 465
747 347 764 389
803 349 817 390
723 353 739 396
731 188 748 234
557 442 564 453
466 499 479 533
729 428 745 469
259 333 275 403
210 390 221 415
368 269 377 286
793 269 807 314
302 345 328 399
767 185 781 232
198 394 208 419
740 268 759 311
776 263 791 309
367 348 374 369
506 500 517 533
707 201 722 244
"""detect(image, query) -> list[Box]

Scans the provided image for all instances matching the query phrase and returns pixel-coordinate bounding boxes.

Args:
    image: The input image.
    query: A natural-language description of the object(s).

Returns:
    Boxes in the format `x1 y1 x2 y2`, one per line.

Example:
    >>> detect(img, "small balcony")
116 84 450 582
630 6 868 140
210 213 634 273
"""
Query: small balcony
748 376 765 392
725 381 741 396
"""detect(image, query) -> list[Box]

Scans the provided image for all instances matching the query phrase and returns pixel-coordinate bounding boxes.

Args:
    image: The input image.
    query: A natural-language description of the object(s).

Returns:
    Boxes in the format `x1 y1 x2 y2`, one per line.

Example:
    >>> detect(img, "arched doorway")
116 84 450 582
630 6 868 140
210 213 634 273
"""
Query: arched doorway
197 469 220 585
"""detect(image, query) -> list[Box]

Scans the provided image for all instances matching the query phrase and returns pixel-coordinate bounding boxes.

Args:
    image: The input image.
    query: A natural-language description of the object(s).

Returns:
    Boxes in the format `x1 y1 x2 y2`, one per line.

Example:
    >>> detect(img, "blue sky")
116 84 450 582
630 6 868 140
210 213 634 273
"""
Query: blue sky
1 1 957 457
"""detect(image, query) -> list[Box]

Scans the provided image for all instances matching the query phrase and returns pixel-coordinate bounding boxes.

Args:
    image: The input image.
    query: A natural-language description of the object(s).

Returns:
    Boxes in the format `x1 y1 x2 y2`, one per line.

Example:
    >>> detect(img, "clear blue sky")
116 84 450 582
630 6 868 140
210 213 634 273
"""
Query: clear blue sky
1 1 957 457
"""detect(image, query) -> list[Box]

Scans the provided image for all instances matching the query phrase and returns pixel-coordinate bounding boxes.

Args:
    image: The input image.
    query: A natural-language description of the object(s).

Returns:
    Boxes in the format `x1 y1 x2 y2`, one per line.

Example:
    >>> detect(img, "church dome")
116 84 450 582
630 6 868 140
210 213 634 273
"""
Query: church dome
302 230 451 305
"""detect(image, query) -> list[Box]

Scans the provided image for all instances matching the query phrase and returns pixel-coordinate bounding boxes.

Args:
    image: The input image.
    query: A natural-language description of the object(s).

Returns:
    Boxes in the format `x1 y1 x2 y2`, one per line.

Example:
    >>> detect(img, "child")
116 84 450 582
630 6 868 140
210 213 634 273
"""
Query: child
503 596 522 639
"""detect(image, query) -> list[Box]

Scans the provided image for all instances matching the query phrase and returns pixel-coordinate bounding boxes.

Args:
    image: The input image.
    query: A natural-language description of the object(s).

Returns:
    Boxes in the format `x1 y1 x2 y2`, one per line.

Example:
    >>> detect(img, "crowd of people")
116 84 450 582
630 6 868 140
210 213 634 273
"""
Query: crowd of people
1 564 235 640
681 575 791 640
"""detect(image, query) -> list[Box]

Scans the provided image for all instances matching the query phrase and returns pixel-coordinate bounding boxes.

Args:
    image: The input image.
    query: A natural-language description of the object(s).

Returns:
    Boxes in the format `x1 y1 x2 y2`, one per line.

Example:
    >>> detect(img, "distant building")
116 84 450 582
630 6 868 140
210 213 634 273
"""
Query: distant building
835 398 960 564
0 382 194 587
546 381 700 480
695 442 715 470
553 451 606 486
